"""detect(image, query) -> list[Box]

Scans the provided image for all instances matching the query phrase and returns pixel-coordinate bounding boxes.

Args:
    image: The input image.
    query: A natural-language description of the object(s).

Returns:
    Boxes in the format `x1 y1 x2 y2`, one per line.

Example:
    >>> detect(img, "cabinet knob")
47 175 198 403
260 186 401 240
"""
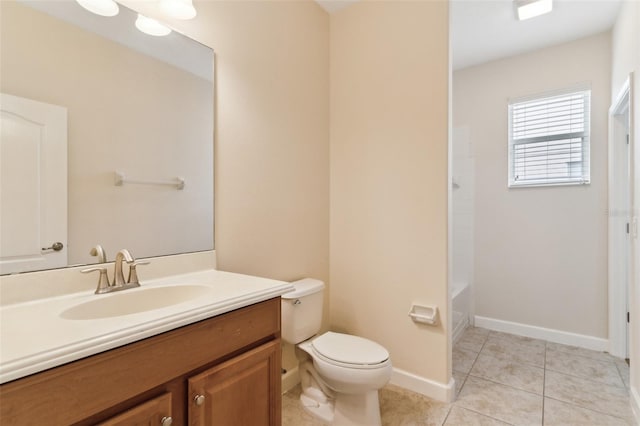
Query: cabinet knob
194 394 205 406
160 416 173 426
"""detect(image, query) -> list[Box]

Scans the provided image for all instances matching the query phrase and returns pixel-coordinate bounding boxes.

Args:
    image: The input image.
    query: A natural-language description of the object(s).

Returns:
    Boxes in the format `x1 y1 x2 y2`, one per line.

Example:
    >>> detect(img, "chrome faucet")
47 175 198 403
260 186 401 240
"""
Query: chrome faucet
82 247 149 294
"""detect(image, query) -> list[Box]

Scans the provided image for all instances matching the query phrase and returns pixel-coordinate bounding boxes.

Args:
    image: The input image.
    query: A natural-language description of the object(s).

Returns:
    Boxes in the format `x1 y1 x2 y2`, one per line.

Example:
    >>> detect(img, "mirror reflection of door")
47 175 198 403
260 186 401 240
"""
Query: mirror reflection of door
0 93 67 274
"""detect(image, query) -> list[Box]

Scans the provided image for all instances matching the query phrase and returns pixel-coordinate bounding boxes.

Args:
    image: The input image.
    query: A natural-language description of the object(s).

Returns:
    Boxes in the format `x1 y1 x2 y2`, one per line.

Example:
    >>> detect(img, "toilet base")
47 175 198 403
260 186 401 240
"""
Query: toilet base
300 389 382 426
333 390 382 426
300 390 335 424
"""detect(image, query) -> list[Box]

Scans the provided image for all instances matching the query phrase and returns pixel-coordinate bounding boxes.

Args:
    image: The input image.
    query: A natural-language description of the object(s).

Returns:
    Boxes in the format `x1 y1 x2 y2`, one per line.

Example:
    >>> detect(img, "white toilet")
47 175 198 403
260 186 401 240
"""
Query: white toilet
281 278 392 426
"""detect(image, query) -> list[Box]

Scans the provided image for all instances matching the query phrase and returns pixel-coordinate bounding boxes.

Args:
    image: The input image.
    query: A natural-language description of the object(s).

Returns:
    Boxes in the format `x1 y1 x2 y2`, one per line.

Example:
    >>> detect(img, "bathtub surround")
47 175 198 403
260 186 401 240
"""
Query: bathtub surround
330 0 451 401
453 32 611 342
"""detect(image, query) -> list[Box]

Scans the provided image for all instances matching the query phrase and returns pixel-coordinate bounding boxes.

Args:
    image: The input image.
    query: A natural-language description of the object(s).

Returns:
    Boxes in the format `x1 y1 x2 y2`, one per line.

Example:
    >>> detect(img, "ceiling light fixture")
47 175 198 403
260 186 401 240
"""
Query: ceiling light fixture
135 14 172 36
75 0 119 17
159 0 197 20
515 0 553 20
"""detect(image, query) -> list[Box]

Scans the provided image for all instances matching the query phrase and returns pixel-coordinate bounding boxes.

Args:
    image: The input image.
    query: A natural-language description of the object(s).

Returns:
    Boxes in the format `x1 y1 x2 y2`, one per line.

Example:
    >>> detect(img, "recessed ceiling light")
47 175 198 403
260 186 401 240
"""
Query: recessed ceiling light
75 0 119 17
159 0 197 20
135 14 172 36
515 0 553 21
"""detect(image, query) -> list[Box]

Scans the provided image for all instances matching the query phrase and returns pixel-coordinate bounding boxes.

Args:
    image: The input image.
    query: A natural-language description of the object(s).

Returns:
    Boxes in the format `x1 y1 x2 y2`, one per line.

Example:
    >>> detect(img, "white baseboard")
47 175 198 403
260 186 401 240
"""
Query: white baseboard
390 367 454 403
631 386 640 426
282 364 453 403
281 366 300 394
474 316 609 352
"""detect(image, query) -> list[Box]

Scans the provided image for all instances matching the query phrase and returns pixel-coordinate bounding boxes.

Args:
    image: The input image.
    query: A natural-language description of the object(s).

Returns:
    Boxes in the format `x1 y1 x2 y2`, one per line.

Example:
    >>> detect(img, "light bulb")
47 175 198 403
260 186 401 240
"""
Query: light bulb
516 0 553 20
135 14 172 37
75 0 119 17
159 0 197 20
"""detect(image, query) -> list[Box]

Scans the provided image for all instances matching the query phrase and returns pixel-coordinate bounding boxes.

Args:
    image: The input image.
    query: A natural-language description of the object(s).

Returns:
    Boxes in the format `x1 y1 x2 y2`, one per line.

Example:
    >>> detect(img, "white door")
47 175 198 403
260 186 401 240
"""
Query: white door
0 93 67 274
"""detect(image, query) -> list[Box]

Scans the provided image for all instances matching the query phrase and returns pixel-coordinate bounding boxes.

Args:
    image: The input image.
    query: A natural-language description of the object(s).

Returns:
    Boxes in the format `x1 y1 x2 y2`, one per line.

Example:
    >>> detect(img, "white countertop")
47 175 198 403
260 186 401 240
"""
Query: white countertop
0 269 293 384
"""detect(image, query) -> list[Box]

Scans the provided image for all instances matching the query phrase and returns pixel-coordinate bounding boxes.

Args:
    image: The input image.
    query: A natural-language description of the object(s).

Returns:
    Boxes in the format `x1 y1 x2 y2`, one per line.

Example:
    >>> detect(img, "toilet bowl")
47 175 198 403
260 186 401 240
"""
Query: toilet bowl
282 279 392 426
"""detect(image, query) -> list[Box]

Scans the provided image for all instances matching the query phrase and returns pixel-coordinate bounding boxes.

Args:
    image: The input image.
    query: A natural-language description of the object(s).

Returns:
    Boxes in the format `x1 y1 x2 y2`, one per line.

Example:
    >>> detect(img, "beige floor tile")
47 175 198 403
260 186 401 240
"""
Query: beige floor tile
546 341 617 363
444 406 511 426
456 327 490 352
480 336 545 368
616 361 630 389
455 376 543 425
488 331 546 349
282 385 329 426
543 397 631 426
545 349 625 388
282 329 635 426
544 370 633 422
453 345 479 374
379 384 451 426
470 353 544 394
452 370 467 397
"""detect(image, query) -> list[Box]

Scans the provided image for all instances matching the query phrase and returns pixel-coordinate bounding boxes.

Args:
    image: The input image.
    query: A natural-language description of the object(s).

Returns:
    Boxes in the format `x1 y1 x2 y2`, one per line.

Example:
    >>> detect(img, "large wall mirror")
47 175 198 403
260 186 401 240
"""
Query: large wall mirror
0 0 214 274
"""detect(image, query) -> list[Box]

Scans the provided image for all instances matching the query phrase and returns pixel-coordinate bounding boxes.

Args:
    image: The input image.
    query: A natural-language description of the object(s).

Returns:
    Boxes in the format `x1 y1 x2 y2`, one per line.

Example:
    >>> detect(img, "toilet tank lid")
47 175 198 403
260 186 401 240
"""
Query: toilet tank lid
282 278 324 299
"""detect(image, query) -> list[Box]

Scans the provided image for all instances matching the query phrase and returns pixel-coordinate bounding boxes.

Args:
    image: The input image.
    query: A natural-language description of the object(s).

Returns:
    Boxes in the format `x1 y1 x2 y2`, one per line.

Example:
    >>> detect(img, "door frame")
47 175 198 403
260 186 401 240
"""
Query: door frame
609 73 634 359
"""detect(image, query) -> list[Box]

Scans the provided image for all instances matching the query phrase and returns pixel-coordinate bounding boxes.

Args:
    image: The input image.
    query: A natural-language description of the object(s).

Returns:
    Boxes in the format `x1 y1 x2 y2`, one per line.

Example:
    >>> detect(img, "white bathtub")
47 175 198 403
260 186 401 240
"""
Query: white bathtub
451 281 470 343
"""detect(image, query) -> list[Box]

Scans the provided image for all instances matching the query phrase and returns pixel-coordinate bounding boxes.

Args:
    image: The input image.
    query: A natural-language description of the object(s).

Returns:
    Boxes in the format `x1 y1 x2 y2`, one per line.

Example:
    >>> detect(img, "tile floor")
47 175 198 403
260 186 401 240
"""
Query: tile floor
282 327 634 425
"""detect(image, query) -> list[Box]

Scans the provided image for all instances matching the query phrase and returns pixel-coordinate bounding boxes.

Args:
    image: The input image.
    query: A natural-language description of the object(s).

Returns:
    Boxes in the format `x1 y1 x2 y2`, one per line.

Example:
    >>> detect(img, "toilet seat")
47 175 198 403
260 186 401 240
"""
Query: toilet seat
311 332 389 369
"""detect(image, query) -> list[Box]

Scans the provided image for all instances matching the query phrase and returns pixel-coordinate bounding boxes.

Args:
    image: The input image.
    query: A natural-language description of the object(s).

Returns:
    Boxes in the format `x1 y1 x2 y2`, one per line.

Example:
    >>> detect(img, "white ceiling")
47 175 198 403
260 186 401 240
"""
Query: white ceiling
316 0 622 71
451 0 622 70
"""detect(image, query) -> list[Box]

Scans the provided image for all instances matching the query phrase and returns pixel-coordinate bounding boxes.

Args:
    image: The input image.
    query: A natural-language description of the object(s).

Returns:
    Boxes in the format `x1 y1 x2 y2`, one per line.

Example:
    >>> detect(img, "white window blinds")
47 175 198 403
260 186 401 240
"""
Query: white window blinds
508 89 591 187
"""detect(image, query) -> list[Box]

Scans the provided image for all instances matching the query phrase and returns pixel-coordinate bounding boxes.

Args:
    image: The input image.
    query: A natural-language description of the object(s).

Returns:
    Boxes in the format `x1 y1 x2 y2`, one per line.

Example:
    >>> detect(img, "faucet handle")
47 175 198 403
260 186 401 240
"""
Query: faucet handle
127 260 150 285
81 266 111 294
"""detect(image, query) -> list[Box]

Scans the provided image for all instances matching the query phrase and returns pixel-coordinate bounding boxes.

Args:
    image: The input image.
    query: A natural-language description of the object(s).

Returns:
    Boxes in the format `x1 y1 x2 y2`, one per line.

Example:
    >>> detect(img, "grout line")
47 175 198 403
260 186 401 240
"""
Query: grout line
465 373 544 397
543 395 632 422
450 406 517 426
440 405 454 425
544 365 627 389
614 360 630 389
542 340 547 425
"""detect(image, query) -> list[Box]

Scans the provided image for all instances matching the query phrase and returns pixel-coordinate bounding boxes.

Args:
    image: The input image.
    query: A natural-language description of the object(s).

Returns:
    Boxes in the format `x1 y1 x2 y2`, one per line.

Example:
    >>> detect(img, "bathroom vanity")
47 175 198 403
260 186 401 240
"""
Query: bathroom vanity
0 269 292 425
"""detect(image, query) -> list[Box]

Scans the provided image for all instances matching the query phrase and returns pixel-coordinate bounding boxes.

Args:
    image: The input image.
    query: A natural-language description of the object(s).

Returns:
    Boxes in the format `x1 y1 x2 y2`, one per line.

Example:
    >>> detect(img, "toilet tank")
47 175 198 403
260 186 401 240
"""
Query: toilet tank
281 278 324 344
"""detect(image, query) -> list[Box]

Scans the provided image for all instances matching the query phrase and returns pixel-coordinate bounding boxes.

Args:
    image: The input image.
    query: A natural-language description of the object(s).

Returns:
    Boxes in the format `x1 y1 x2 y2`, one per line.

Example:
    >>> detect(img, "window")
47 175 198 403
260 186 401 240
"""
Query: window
508 88 591 187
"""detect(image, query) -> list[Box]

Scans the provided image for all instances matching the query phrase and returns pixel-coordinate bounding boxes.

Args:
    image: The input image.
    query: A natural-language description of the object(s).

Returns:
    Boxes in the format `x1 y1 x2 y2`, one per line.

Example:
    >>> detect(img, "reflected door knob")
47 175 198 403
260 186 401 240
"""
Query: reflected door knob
160 416 173 426
42 242 64 251
194 394 205 406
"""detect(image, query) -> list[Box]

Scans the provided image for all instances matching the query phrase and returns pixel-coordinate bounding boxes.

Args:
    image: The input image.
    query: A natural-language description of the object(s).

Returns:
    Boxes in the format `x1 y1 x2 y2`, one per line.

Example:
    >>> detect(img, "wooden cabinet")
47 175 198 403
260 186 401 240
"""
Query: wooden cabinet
0 298 281 426
189 341 280 426
98 393 173 426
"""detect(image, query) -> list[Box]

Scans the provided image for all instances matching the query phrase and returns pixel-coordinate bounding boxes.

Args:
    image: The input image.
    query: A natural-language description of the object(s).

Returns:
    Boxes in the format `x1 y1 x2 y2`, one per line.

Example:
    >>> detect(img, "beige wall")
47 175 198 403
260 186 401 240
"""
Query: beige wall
119 0 330 383
330 0 450 386
454 33 611 338
3 0 453 395
1 2 213 266
611 0 640 418
7 0 332 288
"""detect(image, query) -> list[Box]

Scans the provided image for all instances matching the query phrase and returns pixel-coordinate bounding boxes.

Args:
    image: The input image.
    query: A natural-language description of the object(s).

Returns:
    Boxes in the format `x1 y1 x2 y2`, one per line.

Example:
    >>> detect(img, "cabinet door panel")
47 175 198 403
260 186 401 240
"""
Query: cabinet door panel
189 340 280 426
97 392 172 426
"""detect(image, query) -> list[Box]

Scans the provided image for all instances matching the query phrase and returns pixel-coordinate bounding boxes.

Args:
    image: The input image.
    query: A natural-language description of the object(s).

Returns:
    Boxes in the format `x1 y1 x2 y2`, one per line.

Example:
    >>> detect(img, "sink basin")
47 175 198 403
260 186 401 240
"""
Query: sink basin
60 285 214 320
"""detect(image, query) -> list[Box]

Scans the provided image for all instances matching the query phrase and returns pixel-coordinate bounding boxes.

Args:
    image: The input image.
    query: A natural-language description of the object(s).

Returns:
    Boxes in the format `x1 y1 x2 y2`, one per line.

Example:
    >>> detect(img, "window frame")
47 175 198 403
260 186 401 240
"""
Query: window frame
507 87 591 188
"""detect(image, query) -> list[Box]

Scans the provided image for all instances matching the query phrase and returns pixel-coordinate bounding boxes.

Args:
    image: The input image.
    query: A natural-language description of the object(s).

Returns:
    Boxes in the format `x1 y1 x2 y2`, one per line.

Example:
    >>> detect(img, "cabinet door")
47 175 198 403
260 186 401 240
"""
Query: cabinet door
97 393 173 426
188 340 281 426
